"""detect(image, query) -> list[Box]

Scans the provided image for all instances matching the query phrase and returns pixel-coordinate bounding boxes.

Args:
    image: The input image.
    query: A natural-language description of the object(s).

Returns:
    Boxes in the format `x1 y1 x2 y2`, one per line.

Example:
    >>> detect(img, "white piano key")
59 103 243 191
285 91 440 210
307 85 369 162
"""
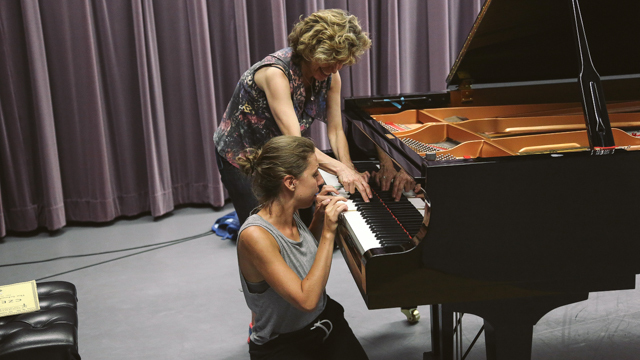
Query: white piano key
344 200 358 212
408 197 426 210
342 211 380 254
318 169 351 198
319 169 341 187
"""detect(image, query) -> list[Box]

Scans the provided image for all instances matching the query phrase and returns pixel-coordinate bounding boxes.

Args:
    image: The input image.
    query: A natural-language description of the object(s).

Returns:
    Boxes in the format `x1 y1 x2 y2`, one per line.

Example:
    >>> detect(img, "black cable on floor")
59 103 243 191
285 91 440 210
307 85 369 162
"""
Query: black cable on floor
0 230 214 268
35 231 213 281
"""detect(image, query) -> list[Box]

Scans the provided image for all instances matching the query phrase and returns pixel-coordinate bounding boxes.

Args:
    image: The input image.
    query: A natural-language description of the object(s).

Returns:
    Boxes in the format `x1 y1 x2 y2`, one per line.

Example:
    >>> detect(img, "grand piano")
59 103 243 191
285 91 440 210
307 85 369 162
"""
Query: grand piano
331 0 640 359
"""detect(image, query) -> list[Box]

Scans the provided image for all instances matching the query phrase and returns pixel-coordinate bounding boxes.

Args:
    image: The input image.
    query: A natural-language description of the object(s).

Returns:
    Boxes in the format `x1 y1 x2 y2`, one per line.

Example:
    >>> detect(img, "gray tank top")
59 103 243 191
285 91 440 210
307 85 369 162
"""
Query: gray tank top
239 213 327 345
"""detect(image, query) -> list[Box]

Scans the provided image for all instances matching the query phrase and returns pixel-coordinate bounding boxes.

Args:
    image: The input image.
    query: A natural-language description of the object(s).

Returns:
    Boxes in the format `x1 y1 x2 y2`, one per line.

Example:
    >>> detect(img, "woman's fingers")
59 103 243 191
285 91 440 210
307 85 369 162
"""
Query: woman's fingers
318 185 338 196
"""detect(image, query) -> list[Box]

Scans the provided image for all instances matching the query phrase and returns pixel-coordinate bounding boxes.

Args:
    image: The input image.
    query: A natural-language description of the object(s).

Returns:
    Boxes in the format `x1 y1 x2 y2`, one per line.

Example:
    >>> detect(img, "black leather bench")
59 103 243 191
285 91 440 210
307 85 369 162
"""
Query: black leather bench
0 281 80 360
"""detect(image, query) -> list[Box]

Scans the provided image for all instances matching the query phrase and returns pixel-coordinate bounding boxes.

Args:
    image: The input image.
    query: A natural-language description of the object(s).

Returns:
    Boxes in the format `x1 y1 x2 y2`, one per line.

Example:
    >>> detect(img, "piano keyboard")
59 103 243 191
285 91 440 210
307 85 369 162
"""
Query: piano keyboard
319 166 425 255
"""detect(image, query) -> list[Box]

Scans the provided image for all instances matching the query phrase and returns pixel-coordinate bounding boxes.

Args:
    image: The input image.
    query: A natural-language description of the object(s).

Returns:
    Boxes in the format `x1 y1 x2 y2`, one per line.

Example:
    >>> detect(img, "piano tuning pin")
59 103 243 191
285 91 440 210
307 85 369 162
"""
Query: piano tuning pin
433 153 457 161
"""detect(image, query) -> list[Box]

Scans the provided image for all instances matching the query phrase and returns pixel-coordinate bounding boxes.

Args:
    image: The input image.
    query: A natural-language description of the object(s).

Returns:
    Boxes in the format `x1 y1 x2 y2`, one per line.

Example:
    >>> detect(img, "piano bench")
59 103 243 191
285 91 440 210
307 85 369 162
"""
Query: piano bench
0 281 81 360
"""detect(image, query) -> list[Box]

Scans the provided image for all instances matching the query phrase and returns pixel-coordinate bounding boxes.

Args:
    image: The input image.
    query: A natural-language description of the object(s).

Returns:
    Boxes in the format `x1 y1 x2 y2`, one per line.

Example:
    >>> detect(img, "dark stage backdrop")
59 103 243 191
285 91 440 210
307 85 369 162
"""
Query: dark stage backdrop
0 0 482 237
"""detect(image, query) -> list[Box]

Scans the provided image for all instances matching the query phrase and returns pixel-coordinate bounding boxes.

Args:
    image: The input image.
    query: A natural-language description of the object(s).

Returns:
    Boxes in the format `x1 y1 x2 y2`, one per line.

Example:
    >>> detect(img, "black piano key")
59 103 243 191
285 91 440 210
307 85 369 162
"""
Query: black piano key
362 215 404 222
372 227 411 234
370 229 407 236
379 239 412 244
379 240 412 246
372 229 409 237
380 240 412 246
363 214 421 223
366 223 407 230
365 218 405 225
357 202 415 209
373 230 412 238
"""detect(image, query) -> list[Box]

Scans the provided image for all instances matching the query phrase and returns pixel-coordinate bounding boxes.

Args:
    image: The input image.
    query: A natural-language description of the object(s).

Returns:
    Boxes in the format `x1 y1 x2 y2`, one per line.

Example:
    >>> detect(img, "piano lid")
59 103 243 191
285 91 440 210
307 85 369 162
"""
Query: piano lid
447 0 640 88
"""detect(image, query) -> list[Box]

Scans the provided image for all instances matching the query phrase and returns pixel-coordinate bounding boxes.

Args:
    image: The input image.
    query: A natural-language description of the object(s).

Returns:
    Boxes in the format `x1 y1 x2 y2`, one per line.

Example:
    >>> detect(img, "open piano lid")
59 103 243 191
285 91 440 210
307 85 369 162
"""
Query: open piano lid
345 0 640 175
447 0 640 89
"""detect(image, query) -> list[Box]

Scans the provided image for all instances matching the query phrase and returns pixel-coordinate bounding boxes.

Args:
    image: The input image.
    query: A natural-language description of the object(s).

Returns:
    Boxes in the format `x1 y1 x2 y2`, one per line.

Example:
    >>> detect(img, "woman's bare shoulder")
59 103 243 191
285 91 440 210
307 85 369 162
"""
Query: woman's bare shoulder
254 66 289 90
238 225 279 254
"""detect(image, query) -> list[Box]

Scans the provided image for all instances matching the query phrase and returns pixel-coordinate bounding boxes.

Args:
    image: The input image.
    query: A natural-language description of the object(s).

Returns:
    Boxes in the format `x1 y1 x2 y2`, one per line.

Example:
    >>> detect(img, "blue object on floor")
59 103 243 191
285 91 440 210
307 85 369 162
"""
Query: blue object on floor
212 211 240 240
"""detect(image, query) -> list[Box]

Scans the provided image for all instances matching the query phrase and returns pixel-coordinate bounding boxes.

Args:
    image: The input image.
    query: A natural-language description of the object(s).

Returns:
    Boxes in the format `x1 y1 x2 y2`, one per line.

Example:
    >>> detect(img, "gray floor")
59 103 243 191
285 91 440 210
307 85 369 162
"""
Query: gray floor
1 205 640 360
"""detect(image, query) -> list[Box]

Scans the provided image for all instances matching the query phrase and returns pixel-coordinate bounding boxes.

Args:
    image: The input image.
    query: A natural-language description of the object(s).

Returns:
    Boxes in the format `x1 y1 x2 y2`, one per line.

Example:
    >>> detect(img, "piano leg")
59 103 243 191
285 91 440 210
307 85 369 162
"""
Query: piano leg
452 293 589 360
424 304 454 360
484 319 533 360
425 294 588 360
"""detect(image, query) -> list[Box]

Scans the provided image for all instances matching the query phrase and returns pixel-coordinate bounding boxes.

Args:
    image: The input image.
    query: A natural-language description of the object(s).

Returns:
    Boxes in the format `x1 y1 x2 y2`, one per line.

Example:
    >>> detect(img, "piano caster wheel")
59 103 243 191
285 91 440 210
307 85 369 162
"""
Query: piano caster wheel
401 307 420 324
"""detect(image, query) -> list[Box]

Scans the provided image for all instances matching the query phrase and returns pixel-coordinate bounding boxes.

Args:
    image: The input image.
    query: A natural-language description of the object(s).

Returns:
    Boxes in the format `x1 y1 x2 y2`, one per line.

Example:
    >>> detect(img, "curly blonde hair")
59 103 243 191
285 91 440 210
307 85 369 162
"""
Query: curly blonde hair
289 9 371 66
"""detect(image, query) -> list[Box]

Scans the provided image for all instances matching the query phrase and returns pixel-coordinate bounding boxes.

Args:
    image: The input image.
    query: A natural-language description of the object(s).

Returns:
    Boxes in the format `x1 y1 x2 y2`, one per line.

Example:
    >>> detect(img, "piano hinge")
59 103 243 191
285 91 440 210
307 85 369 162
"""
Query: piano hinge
460 79 474 103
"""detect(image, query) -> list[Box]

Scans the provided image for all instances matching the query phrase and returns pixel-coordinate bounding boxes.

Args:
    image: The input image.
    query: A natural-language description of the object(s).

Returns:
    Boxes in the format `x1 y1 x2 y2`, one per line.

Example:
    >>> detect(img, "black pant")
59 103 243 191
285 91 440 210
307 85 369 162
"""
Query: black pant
248 298 368 360
216 150 260 226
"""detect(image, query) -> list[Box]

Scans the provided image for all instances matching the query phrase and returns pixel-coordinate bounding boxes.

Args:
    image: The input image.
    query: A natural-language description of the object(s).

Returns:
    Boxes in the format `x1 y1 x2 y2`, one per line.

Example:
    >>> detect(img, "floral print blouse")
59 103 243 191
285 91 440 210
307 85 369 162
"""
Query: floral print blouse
213 48 331 167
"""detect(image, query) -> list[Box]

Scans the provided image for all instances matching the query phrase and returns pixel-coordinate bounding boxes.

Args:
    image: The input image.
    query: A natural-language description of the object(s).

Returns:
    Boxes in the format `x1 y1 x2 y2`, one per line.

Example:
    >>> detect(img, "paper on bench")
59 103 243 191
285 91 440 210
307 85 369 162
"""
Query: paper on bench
0 280 40 317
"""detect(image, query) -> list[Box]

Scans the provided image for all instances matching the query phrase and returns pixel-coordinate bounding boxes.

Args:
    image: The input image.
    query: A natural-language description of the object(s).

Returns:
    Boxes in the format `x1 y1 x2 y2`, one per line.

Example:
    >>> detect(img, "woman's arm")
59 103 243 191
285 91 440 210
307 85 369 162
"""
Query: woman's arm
321 72 372 199
254 67 303 136
255 67 371 200
237 198 348 312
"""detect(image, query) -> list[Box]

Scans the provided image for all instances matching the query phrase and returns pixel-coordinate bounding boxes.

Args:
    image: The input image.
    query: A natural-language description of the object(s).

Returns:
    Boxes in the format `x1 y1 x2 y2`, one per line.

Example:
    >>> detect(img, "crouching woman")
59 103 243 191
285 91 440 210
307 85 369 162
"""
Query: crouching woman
236 135 369 360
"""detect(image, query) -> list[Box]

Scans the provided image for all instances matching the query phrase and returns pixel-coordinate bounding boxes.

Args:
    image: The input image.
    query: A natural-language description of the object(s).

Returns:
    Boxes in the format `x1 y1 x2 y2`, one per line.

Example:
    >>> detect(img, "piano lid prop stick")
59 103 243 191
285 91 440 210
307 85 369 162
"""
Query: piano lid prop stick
570 0 615 150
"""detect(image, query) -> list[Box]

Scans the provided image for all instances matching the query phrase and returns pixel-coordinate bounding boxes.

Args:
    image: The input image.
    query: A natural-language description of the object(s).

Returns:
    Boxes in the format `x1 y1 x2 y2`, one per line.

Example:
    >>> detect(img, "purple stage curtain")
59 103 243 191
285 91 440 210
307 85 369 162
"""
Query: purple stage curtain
0 0 482 237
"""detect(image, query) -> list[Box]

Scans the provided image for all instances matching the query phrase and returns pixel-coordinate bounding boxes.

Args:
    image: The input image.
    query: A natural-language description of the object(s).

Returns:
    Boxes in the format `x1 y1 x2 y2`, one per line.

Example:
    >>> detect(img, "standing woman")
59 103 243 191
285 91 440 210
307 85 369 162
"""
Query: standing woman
236 136 369 360
214 9 373 226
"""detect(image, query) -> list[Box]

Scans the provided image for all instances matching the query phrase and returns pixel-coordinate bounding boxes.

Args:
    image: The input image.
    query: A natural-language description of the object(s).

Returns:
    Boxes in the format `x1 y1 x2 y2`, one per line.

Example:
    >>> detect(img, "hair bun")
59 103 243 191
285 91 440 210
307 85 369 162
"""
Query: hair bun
236 148 262 176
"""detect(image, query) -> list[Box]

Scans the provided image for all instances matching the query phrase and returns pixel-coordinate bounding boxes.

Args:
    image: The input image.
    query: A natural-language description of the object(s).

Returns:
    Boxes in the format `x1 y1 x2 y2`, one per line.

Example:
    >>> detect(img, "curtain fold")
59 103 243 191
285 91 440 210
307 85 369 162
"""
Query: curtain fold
0 1 39 234
22 0 66 231
232 0 251 73
0 0 482 237
380 1 401 94
0 96 4 236
132 0 174 216
187 0 225 206
91 0 150 218
427 0 452 91
40 0 122 222
342 0 371 98
0 0 66 235
270 0 288 51
0 178 4 237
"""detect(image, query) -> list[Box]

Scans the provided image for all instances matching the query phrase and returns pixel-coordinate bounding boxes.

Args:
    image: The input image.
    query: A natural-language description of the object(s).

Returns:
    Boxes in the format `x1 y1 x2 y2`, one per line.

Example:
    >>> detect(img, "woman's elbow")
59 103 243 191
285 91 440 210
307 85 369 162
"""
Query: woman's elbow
300 304 319 313
294 297 321 313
